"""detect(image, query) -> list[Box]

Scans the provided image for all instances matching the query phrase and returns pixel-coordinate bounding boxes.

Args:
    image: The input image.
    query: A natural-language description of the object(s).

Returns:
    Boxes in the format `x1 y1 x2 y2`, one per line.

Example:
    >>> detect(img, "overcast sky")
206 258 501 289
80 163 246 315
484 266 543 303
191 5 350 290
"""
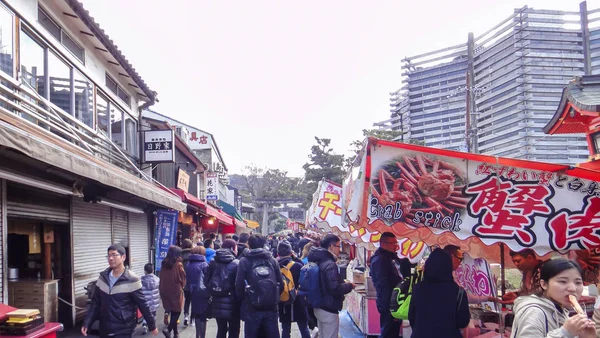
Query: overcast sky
82 0 589 177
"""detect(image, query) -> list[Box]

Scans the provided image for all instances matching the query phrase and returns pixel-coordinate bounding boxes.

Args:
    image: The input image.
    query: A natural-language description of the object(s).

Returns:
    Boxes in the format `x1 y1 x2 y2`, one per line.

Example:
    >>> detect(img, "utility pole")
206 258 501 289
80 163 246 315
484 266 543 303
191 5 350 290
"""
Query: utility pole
466 32 478 153
261 203 269 236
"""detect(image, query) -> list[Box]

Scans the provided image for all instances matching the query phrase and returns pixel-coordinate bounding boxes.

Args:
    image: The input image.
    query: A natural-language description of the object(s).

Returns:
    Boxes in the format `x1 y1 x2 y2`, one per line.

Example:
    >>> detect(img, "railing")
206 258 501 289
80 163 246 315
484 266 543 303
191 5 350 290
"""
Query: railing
0 69 145 178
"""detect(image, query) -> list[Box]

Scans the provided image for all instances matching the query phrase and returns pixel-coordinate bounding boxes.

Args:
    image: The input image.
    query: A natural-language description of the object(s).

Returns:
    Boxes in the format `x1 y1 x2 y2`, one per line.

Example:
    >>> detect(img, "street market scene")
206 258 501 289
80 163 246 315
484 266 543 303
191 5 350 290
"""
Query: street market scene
2 0 600 338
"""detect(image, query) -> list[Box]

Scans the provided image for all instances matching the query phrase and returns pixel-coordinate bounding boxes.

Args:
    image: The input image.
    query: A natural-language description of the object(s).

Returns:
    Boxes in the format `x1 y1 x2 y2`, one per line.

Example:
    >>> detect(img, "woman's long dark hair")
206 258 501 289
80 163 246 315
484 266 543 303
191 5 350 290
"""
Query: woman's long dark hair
162 245 182 269
537 258 584 296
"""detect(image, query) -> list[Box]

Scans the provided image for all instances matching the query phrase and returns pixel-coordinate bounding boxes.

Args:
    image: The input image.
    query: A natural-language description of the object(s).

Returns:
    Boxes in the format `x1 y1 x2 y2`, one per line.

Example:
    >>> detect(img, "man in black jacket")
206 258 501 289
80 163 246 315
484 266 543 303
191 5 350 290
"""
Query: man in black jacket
236 232 250 259
82 244 158 338
370 232 403 338
308 234 355 338
235 234 283 338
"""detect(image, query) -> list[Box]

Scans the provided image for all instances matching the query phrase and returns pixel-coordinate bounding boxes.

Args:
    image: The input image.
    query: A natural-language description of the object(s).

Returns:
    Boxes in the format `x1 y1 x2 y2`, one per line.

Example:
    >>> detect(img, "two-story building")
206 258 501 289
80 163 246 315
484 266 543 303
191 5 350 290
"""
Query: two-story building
0 0 185 327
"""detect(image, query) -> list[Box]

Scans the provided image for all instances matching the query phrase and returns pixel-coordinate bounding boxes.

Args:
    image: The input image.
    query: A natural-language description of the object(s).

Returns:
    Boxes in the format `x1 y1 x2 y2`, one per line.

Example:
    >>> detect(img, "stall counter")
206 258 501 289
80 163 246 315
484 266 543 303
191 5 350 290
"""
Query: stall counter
346 289 380 336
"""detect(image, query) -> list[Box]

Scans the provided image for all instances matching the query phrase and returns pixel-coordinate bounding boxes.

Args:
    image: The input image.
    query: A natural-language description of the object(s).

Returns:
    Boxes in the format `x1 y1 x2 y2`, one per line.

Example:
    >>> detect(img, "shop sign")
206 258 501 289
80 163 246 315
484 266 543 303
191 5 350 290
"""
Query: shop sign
344 139 600 260
455 254 498 312
177 168 190 192
206 172 218 201
155 210 178 271
143 130 175 163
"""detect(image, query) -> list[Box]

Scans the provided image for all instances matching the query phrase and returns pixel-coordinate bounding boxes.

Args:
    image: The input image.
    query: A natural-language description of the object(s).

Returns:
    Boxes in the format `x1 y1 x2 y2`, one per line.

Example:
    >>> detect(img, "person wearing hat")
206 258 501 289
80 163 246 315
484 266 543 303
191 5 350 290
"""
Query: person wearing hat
277 240 311 338
443 245 499 304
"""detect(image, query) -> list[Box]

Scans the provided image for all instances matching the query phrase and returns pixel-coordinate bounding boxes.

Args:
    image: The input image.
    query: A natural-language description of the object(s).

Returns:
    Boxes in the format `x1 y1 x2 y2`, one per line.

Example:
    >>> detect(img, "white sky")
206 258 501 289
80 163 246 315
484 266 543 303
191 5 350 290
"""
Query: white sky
81 0 588 176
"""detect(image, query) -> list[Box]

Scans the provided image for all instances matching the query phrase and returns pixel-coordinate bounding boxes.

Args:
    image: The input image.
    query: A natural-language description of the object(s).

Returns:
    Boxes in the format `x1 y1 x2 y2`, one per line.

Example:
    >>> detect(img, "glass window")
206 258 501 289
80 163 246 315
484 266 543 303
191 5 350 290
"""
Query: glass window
74 70 93 128
125 113 137 157
38 7 60 40
0 6 13 76
110 104 123 147
20 31 45 96
106 74 117 94
117 88 130 107
97 93 109 136
61 31 84 61
48 52 72 114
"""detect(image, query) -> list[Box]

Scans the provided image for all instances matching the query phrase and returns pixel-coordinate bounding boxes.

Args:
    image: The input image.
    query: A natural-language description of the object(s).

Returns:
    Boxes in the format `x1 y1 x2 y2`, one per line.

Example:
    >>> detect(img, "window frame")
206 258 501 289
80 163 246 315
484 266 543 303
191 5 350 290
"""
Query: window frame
0 2 15 77
105 73 131 108
37 6 85 64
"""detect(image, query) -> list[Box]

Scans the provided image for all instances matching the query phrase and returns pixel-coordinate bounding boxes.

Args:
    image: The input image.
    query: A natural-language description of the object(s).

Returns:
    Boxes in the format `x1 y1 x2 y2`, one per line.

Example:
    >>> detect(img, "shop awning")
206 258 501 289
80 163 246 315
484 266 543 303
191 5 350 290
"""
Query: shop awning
0 118 186 211
235 218 246 228
206 205 233 225
169 188 206 210
217 200 244 221
246 220 260 229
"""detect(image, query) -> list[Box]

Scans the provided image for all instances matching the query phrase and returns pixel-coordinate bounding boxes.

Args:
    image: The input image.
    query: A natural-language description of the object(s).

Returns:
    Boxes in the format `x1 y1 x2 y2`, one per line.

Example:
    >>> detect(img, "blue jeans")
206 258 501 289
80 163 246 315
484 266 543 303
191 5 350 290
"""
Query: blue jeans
244 311 280 338
281 319 311 338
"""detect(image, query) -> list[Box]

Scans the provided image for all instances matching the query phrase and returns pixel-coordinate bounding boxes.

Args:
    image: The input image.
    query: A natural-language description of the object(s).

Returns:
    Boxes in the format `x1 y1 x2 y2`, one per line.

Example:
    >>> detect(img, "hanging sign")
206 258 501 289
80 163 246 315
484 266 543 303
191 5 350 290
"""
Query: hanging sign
143 130 175 163
344 138 600 262
206 172 218 201
177 168 190 191
155 210 178 271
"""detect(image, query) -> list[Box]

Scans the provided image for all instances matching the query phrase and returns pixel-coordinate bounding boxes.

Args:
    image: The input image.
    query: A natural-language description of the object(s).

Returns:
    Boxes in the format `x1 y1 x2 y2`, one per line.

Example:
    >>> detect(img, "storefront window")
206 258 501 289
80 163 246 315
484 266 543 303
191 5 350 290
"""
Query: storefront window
124 113 137 157
48 52 72 114
20 31 45 96
110 104 123 147
0 5 13 76
97 93 109 136
74 70 93 128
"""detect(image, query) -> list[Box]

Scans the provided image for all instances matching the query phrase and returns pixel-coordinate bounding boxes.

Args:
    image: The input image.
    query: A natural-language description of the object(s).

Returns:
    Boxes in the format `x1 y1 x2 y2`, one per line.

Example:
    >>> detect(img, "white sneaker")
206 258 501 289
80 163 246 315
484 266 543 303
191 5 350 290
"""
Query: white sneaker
310 327 319 338
190 320 195 327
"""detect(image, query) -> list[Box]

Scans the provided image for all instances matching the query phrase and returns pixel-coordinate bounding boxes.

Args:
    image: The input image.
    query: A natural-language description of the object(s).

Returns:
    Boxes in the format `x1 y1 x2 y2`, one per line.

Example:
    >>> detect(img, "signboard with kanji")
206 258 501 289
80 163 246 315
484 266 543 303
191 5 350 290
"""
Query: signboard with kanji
155 210 178 271
177 168 190 192
143 130 175 163
206 172 218 201
343 138 600 264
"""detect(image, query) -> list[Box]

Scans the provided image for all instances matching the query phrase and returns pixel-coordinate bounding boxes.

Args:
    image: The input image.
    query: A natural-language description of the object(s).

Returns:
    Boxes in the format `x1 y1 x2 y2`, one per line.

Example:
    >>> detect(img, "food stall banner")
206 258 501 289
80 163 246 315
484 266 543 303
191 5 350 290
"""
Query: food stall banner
343 138 600 262
155 210 178 272
455 254 498 312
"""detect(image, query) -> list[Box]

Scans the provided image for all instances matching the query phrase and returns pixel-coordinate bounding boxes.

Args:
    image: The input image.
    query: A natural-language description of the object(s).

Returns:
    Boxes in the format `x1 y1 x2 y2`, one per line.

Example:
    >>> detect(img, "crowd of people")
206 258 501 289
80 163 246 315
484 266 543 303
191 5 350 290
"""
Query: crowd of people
80 231 357 338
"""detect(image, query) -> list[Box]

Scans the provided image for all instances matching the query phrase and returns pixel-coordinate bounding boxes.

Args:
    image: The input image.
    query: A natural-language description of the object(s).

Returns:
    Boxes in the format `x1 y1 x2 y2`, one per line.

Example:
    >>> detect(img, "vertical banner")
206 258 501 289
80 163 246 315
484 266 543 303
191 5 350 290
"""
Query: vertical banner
155 210 178 271
206 172 218 201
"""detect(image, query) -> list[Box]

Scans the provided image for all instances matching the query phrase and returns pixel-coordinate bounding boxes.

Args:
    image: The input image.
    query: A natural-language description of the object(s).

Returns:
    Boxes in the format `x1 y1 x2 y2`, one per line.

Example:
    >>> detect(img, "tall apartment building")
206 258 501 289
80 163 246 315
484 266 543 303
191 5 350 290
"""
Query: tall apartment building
376 2 599 164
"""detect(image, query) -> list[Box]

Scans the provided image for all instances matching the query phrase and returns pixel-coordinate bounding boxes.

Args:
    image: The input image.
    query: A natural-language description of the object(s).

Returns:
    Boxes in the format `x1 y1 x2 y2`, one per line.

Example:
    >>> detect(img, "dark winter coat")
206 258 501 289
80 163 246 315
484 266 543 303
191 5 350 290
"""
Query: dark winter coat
186 254 210 316
141 273 160 314
370 247 403 313
236 243 249 259
307 247 353 314
206 248 240 320
83 268 156 337
278 256 308 323
408 249 470 338
235 248 284 313
297 238 310 255
159 260 186 312
181 249 192 291
289 236 300 253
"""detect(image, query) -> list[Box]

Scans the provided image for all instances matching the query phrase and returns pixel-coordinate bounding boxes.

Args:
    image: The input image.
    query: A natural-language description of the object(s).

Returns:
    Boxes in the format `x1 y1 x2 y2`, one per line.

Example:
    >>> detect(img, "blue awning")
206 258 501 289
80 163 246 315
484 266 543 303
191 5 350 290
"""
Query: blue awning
217 200 244 221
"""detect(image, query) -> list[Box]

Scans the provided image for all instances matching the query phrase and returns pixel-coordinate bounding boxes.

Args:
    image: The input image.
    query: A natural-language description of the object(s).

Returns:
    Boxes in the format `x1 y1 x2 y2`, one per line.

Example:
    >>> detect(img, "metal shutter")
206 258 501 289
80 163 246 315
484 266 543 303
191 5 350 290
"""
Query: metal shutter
6 183 69 223
0 180 4 303
72 198 111 321
111 209 129 247
128 213 150 277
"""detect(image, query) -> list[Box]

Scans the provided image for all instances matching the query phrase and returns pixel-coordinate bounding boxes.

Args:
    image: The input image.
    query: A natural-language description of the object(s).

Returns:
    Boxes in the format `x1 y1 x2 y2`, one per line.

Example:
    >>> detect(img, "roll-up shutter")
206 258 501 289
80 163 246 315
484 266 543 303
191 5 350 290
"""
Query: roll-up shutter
72 198 111 321
6 183 69 223
128 213 150 277
0 180 4 303
111 209 129 247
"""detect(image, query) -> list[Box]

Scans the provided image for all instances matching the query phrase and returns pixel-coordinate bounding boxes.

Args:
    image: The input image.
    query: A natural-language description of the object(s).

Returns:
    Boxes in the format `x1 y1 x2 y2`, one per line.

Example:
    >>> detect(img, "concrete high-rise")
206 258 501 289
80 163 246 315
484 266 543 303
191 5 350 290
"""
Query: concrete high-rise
377 2 598 164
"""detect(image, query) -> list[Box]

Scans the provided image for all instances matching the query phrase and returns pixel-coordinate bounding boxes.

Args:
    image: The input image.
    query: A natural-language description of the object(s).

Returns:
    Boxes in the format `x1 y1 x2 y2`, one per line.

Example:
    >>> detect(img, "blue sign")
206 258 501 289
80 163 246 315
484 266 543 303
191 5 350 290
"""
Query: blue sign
155 210 178 271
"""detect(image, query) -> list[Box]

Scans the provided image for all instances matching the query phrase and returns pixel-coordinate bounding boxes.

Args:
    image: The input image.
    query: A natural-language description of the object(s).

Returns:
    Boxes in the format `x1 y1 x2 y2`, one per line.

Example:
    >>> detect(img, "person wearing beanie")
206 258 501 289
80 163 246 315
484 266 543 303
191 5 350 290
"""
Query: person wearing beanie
277 240 310 338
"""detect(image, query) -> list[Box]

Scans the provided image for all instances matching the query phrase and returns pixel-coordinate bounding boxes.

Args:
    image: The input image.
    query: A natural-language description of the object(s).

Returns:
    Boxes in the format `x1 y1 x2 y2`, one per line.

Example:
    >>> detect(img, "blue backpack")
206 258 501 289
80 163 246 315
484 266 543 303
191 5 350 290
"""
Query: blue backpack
298 262 325 308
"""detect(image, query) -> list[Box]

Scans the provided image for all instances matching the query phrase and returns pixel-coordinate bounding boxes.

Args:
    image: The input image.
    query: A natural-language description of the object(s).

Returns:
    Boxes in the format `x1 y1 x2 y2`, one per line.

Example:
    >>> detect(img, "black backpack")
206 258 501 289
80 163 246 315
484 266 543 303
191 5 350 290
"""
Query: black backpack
207 263 232 297
245 259 279 310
